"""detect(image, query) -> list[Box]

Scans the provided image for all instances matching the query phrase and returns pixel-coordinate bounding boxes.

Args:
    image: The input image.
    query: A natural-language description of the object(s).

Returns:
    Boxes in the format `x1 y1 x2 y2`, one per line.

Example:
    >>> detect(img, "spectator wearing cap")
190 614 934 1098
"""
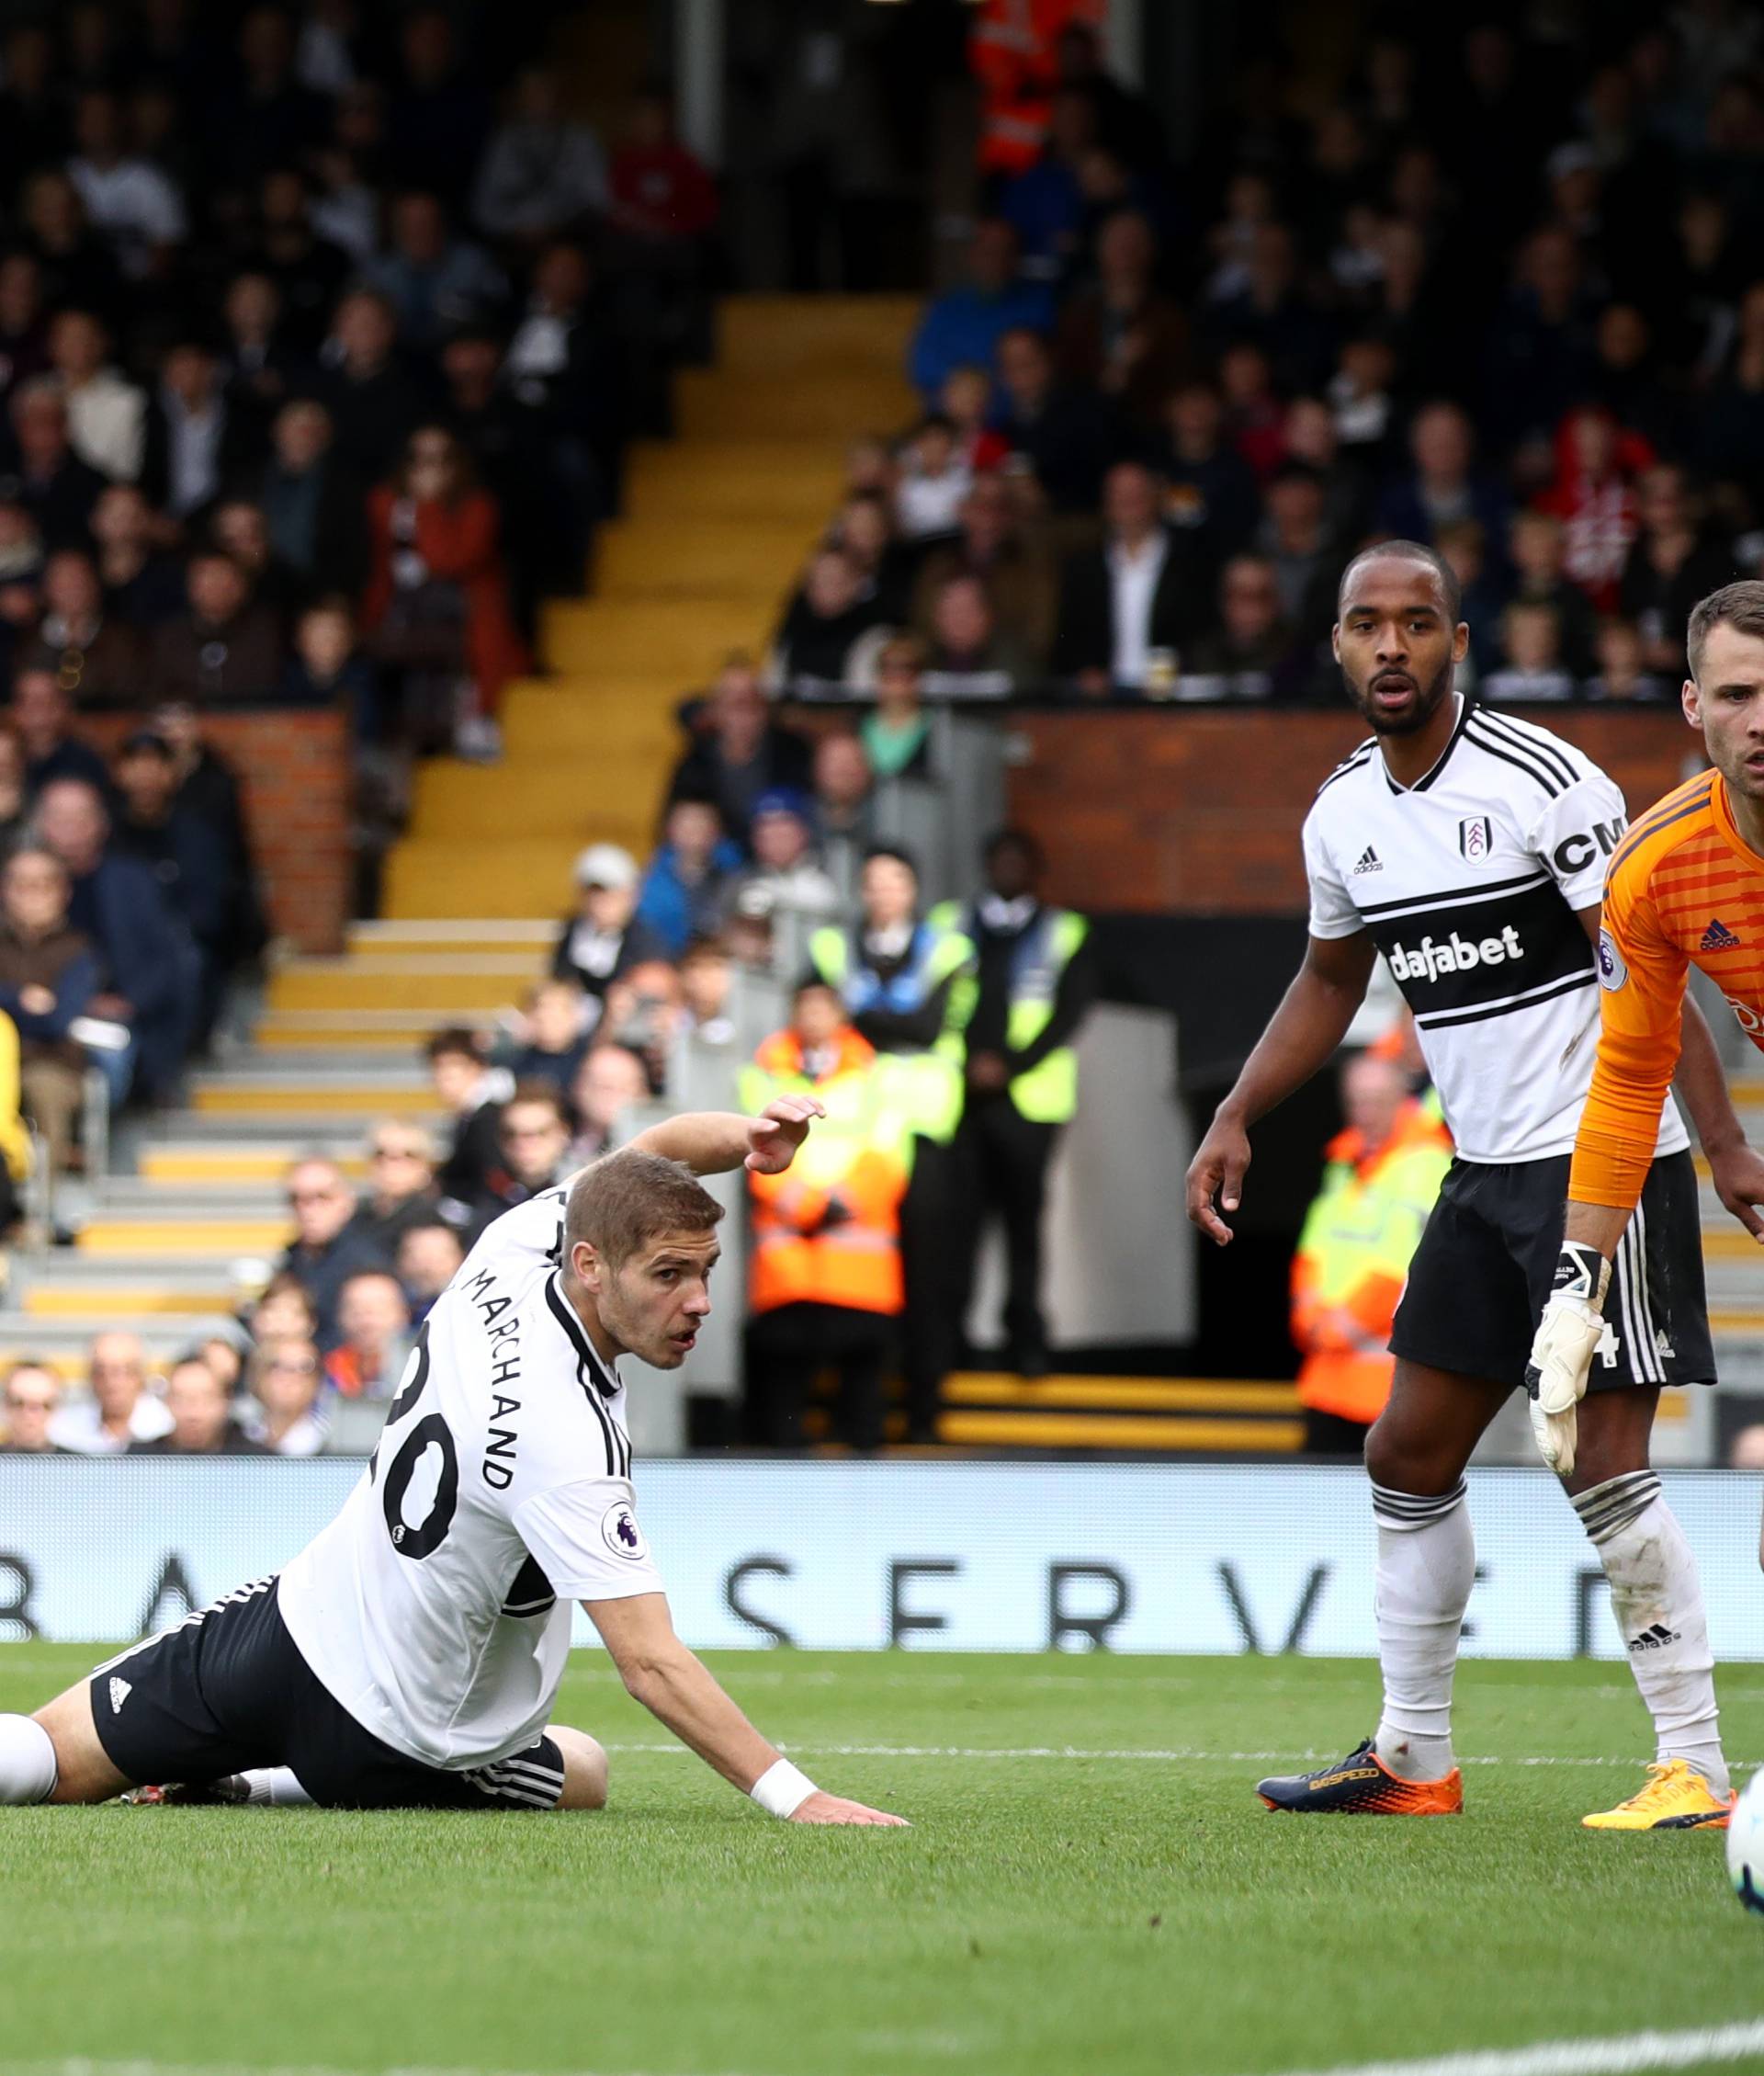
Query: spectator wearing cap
0 844 98 1176
502 978 591 1094
636 795 743 960
24 548 141 709
473 66 611 246
279 1157 389 1347
397 1220 466 1324
46 308 145 484
150 550 287 706
347 1117 447 1260
567 1043 650 1165
6 379 105 550
908 219 1053 402
249 399 370 602
141 337 242 523
11 669 108 798
551 842 670 1008
0 1362 69 1453
725 790 841 932
36 775 194 1104
111 728 258 1050
424 1026 508 1207
666 655 811 844
1054 460 1213 697
243 1336 329 1457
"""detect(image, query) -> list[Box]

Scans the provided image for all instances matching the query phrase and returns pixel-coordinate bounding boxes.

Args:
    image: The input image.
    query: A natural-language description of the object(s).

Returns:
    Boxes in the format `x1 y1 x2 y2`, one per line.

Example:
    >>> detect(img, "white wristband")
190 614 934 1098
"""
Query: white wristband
750 1757 817 1819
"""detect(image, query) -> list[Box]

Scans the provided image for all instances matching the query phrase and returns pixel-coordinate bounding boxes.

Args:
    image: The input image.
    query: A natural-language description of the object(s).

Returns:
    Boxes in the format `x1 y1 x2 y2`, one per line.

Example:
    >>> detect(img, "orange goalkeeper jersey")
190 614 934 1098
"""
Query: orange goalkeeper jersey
1571 767 1764 1210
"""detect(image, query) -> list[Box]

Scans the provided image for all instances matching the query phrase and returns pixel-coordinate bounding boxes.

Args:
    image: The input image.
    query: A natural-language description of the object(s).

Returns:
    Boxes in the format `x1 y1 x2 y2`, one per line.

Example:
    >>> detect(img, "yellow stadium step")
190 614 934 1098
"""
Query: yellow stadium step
936 1409 1306 1454
267 963 526 1013
1704 1228 1764 1261
189 1084 439 1117
594 519 819 600
942 1374 1302 1415
716 295 922 377
76 1220 291 1256
410 760 668 842
500 704 681 766
346 919 555 958
542 599 772 678
623 440 845 524
139 1147 368 1184
254 1025 438 1051
23 1285 240 1318
382 838 587 919
673 369 916 443
501 680 681 749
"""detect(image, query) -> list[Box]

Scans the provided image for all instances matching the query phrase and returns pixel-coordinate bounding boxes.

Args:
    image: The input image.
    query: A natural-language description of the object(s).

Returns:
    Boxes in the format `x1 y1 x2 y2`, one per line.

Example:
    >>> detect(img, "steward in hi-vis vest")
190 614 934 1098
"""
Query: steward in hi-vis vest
931 829 1096 1380
740 985 913 1453
805 845 975 1442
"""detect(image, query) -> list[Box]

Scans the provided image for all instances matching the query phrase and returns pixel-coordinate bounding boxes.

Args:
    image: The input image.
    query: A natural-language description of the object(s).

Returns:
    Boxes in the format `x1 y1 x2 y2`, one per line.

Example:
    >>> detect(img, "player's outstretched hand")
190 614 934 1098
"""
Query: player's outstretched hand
789 1791 910 1826
1185 1115 1250 1245
1708 1141 1764 1243
744 1096 827 1174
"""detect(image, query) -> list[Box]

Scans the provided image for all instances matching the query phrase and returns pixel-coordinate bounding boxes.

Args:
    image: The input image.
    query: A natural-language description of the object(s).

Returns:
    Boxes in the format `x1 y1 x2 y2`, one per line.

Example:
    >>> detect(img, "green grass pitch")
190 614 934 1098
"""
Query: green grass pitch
4 1644 1764 2076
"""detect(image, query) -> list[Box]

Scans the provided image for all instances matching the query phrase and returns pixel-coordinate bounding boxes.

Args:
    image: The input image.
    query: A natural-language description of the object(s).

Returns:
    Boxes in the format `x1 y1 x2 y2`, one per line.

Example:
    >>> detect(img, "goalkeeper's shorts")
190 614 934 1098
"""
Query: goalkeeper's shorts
1388 1149 1713 1394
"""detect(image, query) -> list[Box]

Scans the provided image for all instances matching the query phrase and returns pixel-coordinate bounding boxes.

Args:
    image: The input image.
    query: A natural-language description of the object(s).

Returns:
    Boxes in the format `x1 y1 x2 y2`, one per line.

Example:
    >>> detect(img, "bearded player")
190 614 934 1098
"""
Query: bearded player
1187 541 1749 1829
1531 577 1764 1613
0 1102 906 1828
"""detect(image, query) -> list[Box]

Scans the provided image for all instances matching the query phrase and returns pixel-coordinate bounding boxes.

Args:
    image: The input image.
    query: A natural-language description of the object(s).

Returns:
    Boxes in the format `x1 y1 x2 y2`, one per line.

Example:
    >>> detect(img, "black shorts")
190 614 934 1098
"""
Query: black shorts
89 1575 566 1811
1388 1148 1715 1394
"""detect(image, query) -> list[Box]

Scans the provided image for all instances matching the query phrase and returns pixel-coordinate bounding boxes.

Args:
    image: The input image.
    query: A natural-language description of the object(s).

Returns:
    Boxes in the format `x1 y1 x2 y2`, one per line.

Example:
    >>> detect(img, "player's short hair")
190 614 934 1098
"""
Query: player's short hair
1687 580 1764 681
565 1147 723 1271
1337 539 1462 626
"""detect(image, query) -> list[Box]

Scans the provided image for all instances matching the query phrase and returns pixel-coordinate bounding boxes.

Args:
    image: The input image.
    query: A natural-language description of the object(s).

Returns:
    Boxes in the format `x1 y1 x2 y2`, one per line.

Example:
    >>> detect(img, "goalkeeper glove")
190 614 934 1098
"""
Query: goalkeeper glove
1524 1241 1611 1478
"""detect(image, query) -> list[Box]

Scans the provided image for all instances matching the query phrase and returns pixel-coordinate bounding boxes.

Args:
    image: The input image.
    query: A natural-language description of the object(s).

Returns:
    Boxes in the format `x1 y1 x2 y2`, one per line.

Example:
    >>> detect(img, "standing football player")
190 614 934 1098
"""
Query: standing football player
1531 580 1764 1551
0 1102 906 1828
1187 540 1746 1829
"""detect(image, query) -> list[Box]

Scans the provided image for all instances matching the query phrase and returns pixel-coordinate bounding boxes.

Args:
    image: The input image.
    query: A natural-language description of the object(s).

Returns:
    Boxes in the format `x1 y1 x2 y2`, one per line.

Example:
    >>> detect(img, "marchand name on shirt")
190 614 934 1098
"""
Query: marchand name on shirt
461 1265 524 1490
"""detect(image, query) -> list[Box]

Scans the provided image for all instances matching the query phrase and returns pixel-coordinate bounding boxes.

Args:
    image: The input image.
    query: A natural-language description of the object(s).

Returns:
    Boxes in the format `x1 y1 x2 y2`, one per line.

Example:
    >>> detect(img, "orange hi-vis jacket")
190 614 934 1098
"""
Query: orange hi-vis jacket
1290 1100 1453 1425
1573 766 1764 1213
969 0 1107 172
740 1027 911 1319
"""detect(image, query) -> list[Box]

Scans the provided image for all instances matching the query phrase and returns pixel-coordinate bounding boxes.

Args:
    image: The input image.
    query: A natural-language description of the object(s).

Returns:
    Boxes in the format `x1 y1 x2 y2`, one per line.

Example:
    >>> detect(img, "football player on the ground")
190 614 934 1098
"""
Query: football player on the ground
1531 579 1764 1562
1186 540 1747 1830
0 1102 906 1828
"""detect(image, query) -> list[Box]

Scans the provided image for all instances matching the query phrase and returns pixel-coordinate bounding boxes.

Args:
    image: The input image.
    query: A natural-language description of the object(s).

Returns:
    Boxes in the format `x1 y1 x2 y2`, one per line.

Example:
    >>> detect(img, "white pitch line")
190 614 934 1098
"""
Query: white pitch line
1250 2017 1764 2076
598 1741 1764 1769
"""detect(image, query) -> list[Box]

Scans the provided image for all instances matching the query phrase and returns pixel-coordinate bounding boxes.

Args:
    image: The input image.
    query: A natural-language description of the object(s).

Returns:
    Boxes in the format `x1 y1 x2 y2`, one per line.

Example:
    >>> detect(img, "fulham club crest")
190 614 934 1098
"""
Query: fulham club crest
1458 815 1493 862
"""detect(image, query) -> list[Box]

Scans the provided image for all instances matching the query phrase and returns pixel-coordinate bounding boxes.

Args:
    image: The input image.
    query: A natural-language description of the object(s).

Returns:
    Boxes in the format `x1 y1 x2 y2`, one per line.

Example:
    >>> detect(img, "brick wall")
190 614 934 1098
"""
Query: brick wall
1006 706 1704 915
81 709 351 953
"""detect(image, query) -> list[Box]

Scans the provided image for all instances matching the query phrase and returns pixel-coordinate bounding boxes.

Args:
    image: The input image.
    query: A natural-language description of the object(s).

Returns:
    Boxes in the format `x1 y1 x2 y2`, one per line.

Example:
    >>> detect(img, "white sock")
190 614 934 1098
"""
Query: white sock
236 1767 314 1807
1574 1471 1728 1798
1371 1480 1474 1781
0 1713 58 1803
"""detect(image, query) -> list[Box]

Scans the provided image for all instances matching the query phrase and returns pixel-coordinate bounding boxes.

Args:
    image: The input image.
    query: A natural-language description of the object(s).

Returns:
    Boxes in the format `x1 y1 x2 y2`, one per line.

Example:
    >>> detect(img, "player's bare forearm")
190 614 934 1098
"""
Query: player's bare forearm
1562 1197 1633 1264
588 1592 779 1788
1670 993 1747 1159
1185 933 1375 1244
630 1097 825 1178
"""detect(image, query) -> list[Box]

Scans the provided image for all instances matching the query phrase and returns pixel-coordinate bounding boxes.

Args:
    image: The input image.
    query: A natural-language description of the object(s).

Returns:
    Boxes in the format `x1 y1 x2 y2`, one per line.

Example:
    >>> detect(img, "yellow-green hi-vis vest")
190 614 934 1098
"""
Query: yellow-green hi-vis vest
927 902 1089 1124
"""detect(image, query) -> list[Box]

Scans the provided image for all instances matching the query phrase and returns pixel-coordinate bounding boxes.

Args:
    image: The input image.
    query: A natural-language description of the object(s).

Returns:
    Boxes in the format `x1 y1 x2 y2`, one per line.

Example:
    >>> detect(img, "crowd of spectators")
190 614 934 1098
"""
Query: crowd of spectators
0 2 718 1162
760 11 1764 707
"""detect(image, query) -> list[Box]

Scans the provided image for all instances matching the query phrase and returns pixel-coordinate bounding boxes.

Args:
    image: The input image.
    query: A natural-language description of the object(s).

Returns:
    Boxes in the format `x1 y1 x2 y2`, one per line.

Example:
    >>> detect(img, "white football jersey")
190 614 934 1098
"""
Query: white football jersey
278 1188 663 1770
1303 697 1689 1165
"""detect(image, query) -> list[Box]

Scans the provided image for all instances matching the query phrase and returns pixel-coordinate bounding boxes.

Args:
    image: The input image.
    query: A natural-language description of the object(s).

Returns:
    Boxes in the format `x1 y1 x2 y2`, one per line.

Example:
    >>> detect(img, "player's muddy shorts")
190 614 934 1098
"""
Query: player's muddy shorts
1389 1148 1714 1394
89 1574 566 1810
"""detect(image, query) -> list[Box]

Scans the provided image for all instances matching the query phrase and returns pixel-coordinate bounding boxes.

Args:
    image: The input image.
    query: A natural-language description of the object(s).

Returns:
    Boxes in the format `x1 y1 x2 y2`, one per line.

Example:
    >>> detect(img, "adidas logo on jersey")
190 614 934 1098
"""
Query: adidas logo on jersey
1628 1623 1681 1652
1701 918 1742 952
1351 846 1382 875
108 1676 132 1715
